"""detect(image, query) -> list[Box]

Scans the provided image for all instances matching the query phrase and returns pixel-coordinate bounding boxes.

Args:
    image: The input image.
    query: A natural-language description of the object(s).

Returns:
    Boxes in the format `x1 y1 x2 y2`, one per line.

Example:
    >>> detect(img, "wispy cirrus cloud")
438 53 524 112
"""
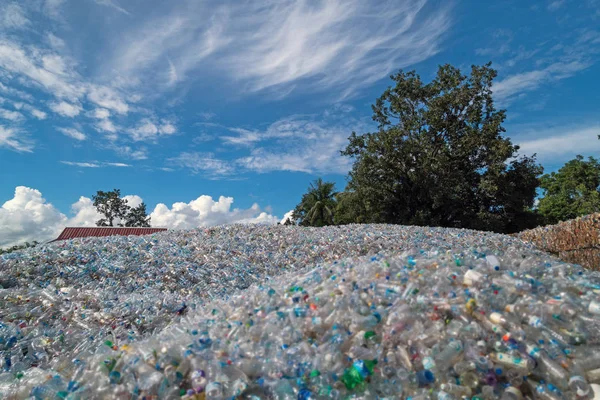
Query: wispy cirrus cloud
492 61 591 104
103 0 452 98
57 127 86 141
168 152 235 178
60 160 132 168
0 125 32 152
514 123 600 166
93 0 131 16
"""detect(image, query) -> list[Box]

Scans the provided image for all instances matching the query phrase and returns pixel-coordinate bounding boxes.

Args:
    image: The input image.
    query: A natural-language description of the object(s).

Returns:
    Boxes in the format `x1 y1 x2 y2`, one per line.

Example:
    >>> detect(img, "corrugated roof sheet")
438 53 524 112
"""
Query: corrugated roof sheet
53 227 167 242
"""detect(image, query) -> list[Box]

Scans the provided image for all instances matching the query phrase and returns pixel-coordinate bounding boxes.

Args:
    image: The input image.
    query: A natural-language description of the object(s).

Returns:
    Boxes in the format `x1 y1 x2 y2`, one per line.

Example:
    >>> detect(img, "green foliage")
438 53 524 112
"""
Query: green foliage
340 63 543 233
292 178 338 227
0 241 38 255
93 189 151 227
93 189 130 227
125 203 151 227
538 155 600 224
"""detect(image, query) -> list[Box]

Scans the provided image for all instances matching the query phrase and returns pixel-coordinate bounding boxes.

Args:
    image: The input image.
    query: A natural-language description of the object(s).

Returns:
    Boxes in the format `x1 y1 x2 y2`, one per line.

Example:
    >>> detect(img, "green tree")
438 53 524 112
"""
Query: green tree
92 189 130 227
537 155 600 224
292 178 338 227
340 63 543 233
125 203 151 227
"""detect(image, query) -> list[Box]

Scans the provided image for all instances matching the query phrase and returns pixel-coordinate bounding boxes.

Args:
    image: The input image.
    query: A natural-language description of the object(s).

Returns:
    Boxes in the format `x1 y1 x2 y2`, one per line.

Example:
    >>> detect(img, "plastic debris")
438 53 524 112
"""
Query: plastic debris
1 224 600 399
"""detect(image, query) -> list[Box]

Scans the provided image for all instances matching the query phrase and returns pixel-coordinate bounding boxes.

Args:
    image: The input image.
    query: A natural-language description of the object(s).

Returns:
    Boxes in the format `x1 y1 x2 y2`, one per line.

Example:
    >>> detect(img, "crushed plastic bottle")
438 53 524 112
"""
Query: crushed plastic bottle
1 224 600 399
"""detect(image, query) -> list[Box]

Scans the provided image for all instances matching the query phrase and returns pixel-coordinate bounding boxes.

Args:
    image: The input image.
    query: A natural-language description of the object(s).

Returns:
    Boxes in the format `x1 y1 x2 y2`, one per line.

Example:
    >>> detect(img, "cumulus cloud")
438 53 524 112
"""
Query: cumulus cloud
280 210 295 224
57 127 86 141
50 101 82 117
150 195 278 229
0 187 279 248
0 187 66 248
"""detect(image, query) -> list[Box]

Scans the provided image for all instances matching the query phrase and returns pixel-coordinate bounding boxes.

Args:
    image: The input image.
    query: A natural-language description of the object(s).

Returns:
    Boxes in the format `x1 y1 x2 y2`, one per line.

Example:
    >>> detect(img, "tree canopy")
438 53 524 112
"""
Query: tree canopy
125 203 152 227
538 155 600 224
292 178 338 227
92 189 151 227
339 63 543 233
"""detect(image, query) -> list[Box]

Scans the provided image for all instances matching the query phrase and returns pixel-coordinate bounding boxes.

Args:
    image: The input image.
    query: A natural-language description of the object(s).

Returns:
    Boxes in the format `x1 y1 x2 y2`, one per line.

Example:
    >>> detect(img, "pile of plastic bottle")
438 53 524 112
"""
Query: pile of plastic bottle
1 224 600 399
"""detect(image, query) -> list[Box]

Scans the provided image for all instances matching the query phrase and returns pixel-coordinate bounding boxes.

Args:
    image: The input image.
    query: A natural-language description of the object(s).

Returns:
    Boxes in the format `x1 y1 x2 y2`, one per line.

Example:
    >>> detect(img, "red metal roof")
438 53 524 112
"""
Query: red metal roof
53 227 167 242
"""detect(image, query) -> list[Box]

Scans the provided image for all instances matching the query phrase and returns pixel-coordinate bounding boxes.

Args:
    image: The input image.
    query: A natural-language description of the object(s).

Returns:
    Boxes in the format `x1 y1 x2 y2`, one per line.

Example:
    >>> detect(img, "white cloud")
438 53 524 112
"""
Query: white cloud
61 161 98 167
94 0 131 16
61 160 133 168
95 118 117 133
219 112 368 174
57 127 86 141
0 108 25 122
167 58 178 85
0 187 279 248
168 152 234 177
0 39 85 101
160 123 176 135
129 119 176 141
0 3 30 30
0 187 67 248
47 33 66 50
280 210 295 224
221 0 451 97
548 0 565 11
515 124 600 165
123 194 142 207
0 82 34 102
199 111 215 121
115 145 148 160
67 196 101 227
87 85 129 114
0 125 32 152
150 195 278 229
493 61 590 104
106 162 131 167
104 0 450 98
91 108 110 119
43 0 67 21
30 108 47 119
49 101 82 117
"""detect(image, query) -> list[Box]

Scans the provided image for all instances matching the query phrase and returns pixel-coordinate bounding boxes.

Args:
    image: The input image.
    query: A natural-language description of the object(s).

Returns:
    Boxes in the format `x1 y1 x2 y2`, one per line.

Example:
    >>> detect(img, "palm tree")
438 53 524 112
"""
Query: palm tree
293 178 338 227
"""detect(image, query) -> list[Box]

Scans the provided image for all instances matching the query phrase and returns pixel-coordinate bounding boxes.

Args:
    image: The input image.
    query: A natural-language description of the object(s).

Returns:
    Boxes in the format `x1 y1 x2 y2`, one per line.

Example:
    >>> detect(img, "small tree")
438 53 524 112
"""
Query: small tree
92 189 130 227
125 203 151 227
292 178 338 227
538 155 600 224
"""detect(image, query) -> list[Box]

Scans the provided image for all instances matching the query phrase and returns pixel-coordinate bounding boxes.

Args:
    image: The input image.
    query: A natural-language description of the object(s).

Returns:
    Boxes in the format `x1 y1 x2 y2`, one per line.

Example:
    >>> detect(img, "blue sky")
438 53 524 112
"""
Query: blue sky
1 0 600 246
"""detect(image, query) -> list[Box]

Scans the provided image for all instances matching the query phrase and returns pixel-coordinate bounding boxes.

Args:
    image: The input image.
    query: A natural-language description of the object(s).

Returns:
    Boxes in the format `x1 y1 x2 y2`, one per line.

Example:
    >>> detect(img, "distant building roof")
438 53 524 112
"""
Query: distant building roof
53 227 167 242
